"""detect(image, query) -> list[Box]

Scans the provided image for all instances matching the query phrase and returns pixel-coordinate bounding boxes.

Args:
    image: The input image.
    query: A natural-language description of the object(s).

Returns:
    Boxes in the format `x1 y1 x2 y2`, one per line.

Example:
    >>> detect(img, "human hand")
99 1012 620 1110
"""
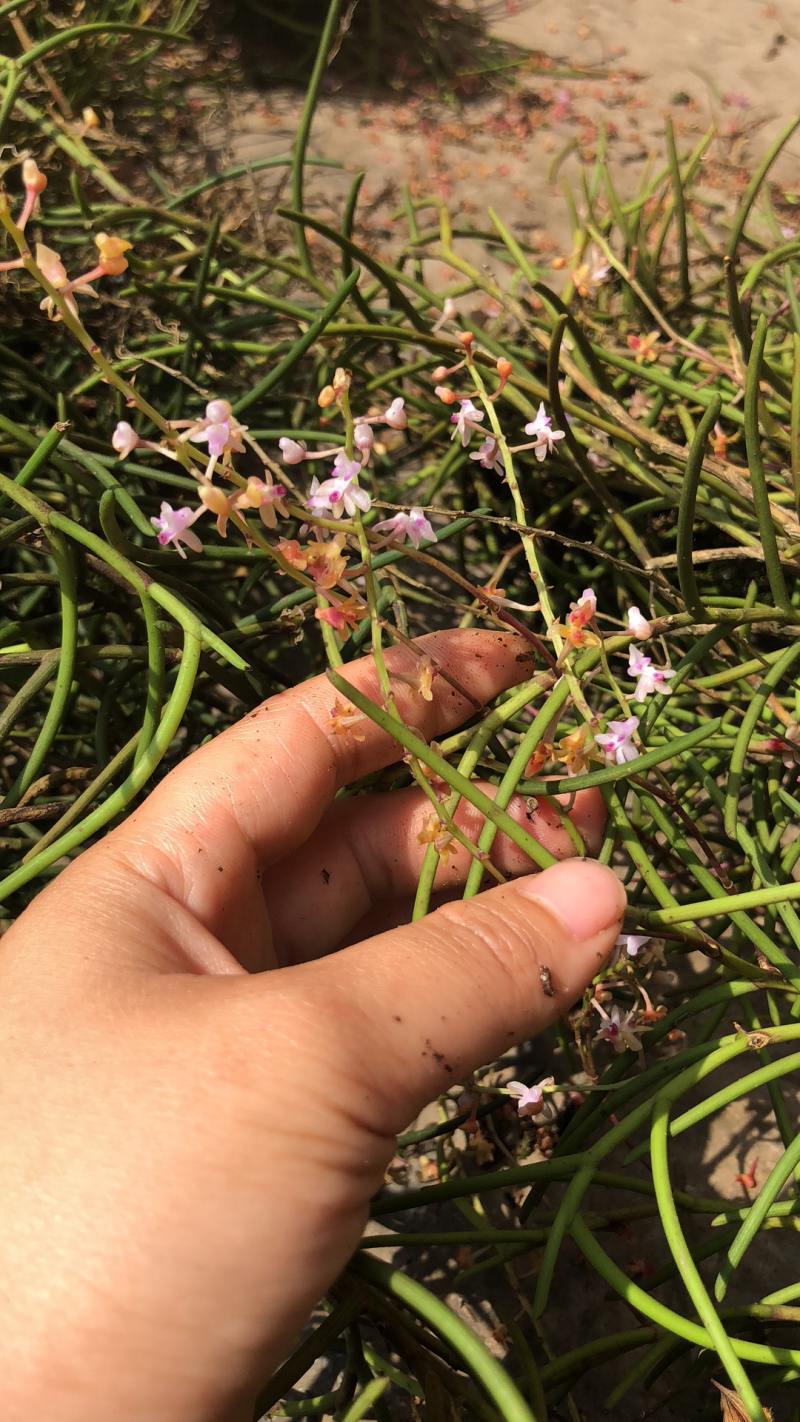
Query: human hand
0 628 625 1422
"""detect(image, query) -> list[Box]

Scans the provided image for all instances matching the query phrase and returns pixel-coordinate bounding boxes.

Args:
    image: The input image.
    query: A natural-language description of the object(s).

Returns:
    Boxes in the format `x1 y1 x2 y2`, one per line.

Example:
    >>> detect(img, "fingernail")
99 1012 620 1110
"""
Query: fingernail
516 859 626 940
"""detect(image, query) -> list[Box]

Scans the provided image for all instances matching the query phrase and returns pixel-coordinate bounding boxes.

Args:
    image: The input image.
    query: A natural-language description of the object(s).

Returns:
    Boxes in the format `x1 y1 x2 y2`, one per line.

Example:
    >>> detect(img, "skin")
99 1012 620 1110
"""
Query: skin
0 628 626 1422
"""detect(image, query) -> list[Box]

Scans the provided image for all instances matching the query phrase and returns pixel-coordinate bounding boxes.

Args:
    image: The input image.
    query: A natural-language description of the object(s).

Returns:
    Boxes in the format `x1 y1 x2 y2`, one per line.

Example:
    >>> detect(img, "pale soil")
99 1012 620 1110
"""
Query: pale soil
205 0 800 279
195 4 800 1416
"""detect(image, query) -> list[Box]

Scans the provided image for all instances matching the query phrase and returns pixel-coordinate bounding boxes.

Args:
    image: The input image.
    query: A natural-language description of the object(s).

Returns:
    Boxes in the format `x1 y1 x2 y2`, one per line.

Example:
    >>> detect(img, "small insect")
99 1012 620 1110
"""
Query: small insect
540 964 555 997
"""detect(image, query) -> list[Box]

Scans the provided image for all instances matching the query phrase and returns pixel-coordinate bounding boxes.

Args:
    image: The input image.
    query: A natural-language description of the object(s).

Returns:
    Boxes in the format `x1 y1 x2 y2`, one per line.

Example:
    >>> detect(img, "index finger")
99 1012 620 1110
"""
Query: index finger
116 627 536 882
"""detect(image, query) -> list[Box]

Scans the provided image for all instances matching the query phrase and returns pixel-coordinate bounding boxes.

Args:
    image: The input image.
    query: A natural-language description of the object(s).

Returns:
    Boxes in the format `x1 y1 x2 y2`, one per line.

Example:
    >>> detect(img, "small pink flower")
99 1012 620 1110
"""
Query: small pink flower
627 606 651 640
628 647 675 702
506 1081 544 1118
469 436 504 475
617 933 651 958
524 403 566 461
373 507 436 548
307 456 371 519
203 422 232 460
111 421 139 459
595 716 639 766
331 452 363 482
279 437 307 465
186 399 246 468
594 1003 645 1056
383 397 408 430
450 398 484 446
150 502 202 558
524 402 552 439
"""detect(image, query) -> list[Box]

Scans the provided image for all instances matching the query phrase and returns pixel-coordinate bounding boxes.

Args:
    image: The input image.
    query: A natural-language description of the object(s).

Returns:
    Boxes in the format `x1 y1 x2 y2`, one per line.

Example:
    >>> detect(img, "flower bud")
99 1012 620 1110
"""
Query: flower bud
353 422 374 452
383 397 407 430
496 357 513 380
434 385 457 405
22 159 47 194
318 385 336 408
551 255 567 270
332 366 351 392
457 330 474 348
111 421 138 459
432 365 450 381
82 106 100 130
205 398 232 424
278 436 307 464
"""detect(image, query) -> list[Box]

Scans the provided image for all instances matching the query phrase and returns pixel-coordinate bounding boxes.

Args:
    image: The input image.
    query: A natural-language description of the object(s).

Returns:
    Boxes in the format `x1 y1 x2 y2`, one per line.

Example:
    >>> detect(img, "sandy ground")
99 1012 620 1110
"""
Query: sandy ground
206 0 800 278
195 5 800 1415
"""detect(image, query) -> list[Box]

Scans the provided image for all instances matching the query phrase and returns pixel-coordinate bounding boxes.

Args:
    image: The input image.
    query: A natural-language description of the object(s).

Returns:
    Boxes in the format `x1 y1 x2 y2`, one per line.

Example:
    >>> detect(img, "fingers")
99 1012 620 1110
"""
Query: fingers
100 630 535 939
266 785 608 964
271 858 626 1137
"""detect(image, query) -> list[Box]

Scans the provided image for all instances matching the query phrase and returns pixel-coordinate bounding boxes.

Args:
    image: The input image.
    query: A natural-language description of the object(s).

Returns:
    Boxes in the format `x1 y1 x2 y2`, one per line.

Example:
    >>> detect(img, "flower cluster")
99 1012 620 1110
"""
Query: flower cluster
108 371 436 574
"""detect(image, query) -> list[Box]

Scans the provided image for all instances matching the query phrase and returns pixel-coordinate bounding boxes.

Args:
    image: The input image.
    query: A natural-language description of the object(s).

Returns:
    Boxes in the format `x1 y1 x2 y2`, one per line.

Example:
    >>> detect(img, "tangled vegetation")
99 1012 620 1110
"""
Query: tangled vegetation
3 3 800 1419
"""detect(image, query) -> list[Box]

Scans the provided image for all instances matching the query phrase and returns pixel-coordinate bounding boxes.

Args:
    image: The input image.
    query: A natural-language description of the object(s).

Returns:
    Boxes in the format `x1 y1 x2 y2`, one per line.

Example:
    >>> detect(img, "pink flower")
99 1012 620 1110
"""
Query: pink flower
190 400 245 462
469 436 504 475
524 403 566 461
184 399 246 472
628 647 675 702
111 421 139 459
307 456 371 519
506 1081 544 1118
201 422 231 460
279 437 307 465
450 398 484 446
617 934 651 958
595 716 639 766
524 402 552 439
331 452 363 481
383 397 408 430
627 606 651 640
150 502 202 558
594 1003 645 1056
373 507 436 548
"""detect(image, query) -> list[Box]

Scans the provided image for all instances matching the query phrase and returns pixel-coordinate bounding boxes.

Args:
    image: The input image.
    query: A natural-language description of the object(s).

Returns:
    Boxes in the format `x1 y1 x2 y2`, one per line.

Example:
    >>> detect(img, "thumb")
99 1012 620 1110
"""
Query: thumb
308 858 626 1136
